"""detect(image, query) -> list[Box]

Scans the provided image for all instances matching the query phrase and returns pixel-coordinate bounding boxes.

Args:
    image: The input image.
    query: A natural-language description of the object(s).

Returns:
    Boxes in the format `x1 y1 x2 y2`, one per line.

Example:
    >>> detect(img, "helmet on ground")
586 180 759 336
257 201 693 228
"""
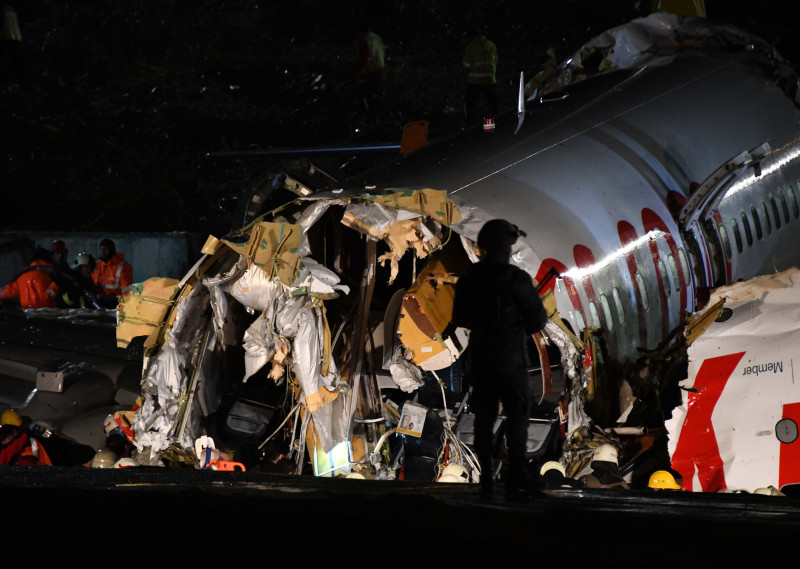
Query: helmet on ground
648 470 681 490
477 219 526 257
440 463 470 483
438 474 464 483
1 409 22 427
113 457 139 468
91 448 119 468
540 461 566 477
73 252 92 268
592 444 618 465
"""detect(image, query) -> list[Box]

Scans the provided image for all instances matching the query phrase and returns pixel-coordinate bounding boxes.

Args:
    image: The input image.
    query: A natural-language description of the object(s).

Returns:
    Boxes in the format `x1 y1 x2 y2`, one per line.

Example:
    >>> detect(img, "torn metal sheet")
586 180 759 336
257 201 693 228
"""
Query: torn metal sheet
666 268 800 492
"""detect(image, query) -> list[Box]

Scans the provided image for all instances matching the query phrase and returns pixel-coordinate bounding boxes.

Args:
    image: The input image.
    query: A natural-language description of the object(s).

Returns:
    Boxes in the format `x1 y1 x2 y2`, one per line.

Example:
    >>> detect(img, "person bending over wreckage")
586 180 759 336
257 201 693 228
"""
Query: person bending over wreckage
448 219 549 499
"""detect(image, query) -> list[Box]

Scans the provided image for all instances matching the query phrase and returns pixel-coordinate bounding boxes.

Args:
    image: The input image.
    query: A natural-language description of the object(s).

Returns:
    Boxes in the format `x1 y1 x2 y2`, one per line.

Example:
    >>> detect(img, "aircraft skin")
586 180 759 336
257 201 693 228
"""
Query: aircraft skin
338 15 800 364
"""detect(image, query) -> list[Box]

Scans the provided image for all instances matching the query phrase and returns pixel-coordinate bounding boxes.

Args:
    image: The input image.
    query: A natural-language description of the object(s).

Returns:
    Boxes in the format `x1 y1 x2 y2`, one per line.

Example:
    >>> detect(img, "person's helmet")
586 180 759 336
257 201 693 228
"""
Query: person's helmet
592 444 618 465
648 470 682 490
113 457 139 468
540 460 566 477
440 463 470 483
0 409 22 427
437 474 464 483
73 252 92 268
91 448 119 468
477 219 526 257
51 240 67 253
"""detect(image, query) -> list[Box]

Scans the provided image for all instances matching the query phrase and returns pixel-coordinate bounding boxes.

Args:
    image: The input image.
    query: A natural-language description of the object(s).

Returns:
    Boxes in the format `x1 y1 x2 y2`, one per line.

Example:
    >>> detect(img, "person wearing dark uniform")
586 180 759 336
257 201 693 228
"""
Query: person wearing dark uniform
450 219 549 499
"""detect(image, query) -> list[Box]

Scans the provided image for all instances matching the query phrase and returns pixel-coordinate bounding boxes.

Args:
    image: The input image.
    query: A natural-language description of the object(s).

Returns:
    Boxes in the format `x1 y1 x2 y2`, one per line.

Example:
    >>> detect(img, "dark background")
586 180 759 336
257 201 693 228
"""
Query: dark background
2 0 799 237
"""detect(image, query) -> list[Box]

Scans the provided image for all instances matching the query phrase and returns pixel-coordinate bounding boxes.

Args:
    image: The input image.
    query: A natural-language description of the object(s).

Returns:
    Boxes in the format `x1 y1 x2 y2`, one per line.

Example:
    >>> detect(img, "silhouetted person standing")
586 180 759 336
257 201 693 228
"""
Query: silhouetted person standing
450 219 548 499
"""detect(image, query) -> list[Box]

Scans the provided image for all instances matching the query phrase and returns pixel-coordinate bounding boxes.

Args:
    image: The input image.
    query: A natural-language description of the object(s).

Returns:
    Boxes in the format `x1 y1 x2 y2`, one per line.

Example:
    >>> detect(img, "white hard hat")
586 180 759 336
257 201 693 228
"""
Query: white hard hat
113 457 139 468
540 460 566 477
103 414 117 436
592 444 618 465
440 463 470 483
91 448 118 468
438 474 464 483
73 252 92 268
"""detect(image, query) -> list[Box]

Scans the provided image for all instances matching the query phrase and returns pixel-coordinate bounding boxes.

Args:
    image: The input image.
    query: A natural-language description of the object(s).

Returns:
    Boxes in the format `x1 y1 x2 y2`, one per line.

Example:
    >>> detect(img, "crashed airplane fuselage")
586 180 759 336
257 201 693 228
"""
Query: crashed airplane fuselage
126 14 800 485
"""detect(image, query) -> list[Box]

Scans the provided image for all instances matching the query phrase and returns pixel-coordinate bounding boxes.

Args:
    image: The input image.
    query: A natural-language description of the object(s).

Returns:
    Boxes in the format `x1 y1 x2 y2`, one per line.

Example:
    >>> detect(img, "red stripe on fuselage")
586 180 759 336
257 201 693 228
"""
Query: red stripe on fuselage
779 402 800 489
642 208 687 320
617 221 647 349
670 352 745 492
641 209 670 339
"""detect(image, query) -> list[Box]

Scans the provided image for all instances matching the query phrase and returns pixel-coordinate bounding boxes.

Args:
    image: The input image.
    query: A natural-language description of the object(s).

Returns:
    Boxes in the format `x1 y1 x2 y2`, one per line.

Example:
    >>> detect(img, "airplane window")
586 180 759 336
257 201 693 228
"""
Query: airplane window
779 190 790 224
729 218 743 253
635 272 649 310
677 248 691 288
574 308 586 331
668 254 681 291
771 196 782 229
761 202 772 234
750 206 762 240
600 295 613 332
718 224 732 259
589 301 601 328
657 259 671 296
790 184 799 218
740 212 753 246
612 288 625 325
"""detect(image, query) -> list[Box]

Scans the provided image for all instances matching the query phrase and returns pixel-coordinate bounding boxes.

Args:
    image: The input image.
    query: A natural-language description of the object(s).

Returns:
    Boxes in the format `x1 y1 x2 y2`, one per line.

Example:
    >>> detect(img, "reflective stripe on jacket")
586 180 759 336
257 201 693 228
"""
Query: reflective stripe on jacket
463 35 497 85
358 31 385 80
0 260 59 308
92 253 133 297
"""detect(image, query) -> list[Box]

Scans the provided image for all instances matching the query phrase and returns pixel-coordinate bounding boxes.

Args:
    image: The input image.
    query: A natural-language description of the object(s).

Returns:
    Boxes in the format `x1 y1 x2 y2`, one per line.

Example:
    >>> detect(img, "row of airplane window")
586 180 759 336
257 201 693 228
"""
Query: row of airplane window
572 246 691 333
721 186 800 258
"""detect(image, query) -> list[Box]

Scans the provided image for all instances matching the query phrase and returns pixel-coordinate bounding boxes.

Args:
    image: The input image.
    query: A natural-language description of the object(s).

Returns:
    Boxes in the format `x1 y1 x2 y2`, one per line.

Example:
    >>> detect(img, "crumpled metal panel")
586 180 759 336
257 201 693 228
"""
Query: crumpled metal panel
666 268 800 492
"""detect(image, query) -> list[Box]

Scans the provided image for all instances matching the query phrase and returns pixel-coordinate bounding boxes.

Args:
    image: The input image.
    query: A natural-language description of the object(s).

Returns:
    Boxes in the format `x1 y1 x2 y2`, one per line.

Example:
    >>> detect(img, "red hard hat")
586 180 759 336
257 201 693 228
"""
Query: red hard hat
51 240 67 252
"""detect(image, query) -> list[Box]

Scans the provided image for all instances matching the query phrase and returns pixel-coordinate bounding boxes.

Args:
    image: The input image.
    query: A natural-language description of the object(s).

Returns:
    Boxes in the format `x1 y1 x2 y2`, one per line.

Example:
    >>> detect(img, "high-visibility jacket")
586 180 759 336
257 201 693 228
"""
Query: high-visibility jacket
358 31 385 81
0 431 28 465
15 437 53 466
463 35 497 85
0 260 59 308
1 7 22 42
92 253 133 297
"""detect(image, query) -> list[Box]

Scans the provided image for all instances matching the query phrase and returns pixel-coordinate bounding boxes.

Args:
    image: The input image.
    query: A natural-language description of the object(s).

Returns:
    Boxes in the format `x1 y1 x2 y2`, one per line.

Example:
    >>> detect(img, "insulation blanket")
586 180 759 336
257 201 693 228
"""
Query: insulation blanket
666 268 800 492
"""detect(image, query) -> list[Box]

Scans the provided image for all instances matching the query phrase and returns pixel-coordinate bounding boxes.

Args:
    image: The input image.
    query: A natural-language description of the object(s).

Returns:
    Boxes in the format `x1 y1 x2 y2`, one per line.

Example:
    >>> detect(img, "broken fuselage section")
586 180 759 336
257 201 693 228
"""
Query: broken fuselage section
123 189 587 482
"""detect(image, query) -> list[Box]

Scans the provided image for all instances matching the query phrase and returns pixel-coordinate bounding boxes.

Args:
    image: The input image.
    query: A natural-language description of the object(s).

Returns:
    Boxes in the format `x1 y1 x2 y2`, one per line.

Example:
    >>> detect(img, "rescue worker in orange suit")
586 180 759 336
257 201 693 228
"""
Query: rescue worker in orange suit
356 23 385 114
91 238 132 307
462 27 498 128
0 247 59 308
0 409 52 466
449 219 549 499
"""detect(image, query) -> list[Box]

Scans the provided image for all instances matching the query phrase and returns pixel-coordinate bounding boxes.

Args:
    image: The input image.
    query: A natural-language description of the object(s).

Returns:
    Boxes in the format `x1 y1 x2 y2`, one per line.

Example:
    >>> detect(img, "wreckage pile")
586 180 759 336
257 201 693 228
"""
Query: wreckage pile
110 188 800 495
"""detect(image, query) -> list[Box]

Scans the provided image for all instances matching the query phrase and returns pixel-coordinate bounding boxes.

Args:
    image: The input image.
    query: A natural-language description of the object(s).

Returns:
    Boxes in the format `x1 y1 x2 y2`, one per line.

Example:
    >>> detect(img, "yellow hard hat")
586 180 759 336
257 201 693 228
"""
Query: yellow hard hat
648 470 682 490
1 409 22 427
